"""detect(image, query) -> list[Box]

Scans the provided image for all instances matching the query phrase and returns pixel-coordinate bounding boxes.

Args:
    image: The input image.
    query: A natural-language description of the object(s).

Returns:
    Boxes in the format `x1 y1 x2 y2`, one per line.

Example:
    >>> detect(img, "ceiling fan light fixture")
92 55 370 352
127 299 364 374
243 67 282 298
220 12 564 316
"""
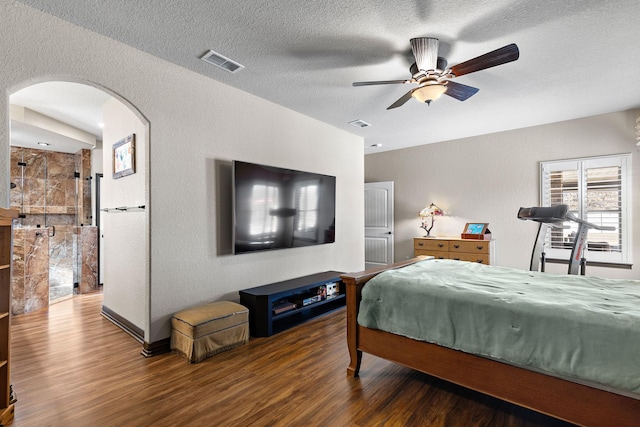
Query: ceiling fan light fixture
353 38 519 110
411 84 446 104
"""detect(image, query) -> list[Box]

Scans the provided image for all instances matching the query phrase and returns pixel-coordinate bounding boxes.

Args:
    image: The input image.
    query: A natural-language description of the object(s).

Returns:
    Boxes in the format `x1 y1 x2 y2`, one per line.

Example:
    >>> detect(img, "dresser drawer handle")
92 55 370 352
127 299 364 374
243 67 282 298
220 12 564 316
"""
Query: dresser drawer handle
476 260 484 263
453 257 460 261
437 243 444 248
453 244 460 249
418 242 424 246
476 245 484 250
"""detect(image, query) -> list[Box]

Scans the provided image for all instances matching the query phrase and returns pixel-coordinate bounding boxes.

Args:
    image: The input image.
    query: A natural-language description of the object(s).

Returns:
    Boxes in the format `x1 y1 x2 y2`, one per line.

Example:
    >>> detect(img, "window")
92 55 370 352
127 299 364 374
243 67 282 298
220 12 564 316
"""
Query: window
294 182 319 232
291 181 320 242
540 154 632 264
249 184 279 236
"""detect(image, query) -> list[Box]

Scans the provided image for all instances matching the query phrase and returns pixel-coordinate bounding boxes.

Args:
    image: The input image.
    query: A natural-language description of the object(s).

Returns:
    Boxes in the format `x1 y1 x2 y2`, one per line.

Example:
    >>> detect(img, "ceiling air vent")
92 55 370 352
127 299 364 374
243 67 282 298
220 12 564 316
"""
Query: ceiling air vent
200 50 244 73
349 119 371 128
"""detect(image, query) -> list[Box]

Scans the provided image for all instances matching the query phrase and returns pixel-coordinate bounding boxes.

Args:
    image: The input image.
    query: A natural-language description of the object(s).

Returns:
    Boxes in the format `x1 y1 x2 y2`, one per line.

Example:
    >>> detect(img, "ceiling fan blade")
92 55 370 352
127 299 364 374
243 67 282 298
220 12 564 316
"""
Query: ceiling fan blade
450 43 519 77
444 80 479 101
410 37 439 71
386 89 414 110
352 79 411 86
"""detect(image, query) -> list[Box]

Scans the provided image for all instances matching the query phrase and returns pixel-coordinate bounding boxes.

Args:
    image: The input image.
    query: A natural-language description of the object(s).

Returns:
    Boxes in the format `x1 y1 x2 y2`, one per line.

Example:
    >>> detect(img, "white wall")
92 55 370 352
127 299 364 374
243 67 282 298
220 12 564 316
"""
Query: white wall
0 1 364 344
101 98 148 332
365 109 640 280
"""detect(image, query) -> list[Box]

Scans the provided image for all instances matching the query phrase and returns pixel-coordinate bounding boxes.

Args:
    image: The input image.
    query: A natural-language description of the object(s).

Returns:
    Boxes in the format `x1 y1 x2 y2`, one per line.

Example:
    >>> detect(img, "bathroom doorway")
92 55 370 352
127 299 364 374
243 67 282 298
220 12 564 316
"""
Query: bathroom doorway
9 147 93 307
9 81 109 314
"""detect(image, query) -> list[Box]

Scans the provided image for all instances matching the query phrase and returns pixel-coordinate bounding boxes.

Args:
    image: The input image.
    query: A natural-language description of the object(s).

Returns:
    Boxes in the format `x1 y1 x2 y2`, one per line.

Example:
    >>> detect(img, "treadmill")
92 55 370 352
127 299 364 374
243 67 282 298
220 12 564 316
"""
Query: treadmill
517 205 615 275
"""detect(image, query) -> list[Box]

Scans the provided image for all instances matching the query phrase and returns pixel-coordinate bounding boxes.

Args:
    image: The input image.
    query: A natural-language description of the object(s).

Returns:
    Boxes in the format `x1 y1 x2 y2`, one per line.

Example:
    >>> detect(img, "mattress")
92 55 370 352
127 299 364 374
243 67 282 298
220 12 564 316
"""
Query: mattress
357 259 640 394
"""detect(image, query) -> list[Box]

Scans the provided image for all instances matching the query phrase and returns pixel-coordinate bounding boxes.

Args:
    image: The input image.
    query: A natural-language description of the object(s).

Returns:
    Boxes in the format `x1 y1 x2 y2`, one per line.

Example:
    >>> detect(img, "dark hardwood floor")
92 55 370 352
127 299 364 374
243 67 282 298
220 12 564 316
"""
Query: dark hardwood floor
9 293 574 426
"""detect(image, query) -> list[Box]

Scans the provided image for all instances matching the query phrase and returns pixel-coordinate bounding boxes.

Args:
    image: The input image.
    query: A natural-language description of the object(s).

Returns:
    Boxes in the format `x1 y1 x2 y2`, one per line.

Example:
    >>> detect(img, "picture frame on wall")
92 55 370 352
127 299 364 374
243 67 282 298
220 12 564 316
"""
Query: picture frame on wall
113 134 135 179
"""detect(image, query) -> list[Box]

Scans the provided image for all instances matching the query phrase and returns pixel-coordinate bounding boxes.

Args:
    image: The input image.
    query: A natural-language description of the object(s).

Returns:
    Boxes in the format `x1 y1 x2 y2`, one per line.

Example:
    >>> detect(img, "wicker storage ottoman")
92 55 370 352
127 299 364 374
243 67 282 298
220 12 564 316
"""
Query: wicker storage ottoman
171 301 249 363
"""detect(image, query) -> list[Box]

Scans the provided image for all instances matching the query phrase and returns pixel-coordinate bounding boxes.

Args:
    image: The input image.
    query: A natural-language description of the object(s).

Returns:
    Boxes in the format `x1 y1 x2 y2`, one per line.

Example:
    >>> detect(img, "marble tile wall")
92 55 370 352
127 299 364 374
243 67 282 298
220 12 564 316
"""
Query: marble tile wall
10 148 78 217
9 147 97 313
76 226 98 293
12 227 49 314
78 149 93 225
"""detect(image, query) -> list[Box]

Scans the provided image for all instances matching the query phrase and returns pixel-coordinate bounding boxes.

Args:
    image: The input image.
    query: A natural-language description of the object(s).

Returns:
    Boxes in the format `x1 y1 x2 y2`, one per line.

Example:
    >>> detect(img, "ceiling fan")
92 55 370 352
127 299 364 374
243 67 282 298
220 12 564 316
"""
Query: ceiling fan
352 37 519 109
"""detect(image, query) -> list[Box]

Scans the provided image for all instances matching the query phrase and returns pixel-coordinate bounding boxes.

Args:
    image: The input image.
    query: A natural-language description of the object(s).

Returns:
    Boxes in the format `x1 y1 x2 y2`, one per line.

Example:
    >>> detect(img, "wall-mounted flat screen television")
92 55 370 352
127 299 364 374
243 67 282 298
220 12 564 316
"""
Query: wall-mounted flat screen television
232 161 336 254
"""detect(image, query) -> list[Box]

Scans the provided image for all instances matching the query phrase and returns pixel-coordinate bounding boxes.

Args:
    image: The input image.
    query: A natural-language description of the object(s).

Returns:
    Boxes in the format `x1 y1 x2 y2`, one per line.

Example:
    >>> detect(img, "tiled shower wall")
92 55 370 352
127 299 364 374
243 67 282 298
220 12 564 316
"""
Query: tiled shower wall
10 147 92 222
10 147 97 314
11 227 49 314
77 226 97 294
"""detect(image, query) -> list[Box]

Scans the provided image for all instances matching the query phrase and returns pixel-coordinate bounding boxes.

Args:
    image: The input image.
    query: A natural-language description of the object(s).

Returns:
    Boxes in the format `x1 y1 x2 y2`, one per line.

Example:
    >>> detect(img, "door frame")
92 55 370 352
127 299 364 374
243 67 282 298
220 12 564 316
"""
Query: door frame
95 172 103 286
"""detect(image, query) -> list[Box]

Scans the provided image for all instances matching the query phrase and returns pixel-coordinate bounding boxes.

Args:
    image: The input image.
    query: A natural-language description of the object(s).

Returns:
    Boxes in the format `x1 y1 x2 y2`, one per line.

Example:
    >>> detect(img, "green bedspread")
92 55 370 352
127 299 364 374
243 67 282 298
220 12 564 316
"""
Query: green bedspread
358 259 640 395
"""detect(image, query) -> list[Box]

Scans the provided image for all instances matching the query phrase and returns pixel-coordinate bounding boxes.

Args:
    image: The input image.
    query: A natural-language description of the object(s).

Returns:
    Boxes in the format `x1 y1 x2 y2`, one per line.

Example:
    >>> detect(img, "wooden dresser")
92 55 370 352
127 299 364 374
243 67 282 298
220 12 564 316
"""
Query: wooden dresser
414 237 495 265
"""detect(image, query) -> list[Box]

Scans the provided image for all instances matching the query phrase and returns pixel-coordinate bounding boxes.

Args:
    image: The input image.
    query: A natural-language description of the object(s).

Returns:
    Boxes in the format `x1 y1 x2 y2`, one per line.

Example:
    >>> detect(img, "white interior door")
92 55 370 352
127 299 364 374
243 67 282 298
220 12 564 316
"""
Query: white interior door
364 181 394 269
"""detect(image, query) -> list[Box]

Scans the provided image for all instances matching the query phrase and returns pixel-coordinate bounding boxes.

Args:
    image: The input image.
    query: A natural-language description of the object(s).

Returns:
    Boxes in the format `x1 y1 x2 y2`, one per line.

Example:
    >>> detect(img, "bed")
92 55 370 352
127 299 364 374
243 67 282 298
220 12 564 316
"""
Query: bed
341 257 640 427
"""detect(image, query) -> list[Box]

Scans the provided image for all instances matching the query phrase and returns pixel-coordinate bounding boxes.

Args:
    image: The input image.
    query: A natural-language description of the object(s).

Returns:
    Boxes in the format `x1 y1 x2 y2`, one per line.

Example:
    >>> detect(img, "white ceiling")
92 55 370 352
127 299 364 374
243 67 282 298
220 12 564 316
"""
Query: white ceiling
11 82 109 138
12 0 640 153
11 82 111 153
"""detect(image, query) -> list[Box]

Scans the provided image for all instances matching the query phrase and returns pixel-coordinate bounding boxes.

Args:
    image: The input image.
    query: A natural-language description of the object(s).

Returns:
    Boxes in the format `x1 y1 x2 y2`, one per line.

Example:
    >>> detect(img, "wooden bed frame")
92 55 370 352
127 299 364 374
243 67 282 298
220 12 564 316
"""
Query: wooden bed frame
341 257 640 427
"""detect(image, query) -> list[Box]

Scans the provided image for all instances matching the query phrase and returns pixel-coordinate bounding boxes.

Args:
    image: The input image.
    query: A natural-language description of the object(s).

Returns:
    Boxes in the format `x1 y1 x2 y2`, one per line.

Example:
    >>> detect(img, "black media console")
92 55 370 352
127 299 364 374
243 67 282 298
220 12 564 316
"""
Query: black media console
239 271 345 337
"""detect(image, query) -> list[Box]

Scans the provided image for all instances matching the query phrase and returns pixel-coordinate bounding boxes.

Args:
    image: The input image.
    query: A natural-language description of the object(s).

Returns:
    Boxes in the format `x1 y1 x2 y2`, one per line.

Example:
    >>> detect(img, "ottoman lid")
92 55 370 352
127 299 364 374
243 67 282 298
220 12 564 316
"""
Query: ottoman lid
173 301 248 326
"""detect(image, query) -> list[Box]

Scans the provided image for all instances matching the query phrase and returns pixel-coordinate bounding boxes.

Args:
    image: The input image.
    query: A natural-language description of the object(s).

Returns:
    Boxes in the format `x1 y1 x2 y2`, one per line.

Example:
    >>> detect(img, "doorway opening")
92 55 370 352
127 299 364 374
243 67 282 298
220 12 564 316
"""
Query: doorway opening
9 81 110 315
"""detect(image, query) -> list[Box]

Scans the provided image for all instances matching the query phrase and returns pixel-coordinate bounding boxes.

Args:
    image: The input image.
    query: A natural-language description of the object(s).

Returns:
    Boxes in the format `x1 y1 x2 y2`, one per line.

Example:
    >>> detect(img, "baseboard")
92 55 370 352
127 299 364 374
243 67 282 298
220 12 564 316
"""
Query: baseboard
101 305 171 357
101 305 144 343
141 338 171 358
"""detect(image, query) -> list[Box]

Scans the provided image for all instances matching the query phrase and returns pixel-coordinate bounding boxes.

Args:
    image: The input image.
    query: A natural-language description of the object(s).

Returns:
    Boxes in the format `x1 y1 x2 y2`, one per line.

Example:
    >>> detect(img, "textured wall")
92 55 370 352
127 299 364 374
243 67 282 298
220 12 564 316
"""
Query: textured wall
101 97 148 333
365 109 640 280
0 0 364 343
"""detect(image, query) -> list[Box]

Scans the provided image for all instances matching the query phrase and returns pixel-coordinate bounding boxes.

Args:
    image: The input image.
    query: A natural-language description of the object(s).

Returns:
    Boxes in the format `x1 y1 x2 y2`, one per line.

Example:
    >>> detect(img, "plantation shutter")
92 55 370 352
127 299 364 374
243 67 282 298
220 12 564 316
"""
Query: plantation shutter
541 160 579 255
540 155 631 264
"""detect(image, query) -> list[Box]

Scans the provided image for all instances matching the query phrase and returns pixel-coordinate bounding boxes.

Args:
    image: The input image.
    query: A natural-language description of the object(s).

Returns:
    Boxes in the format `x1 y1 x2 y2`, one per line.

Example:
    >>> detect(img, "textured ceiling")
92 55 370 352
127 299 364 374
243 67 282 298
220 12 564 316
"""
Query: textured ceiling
13 0 640 153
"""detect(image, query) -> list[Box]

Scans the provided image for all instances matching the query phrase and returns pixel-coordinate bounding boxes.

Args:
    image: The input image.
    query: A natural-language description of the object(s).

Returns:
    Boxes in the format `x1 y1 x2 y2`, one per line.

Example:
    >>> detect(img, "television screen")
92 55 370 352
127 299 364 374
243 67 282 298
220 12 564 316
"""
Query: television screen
232 161 336 254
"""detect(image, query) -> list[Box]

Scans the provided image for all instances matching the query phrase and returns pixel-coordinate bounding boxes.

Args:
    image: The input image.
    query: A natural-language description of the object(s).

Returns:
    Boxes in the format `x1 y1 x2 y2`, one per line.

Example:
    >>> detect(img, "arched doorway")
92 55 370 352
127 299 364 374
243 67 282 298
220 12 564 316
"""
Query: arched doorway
8 80 148 324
